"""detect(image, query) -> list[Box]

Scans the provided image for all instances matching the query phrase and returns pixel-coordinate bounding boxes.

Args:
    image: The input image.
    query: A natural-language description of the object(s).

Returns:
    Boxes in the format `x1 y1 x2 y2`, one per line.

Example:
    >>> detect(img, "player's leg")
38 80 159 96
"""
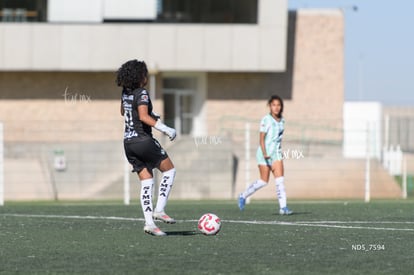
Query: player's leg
153 154 176 223
259 164 272 182
242 165 270 198
238 148 272 210
125 140 168 235
271 160 292 215
238 165 271 210
137 168 166 236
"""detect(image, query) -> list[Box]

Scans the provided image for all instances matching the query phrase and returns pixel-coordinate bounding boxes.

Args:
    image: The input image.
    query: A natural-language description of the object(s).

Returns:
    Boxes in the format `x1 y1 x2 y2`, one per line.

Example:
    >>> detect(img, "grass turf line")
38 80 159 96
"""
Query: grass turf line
0 200 413 274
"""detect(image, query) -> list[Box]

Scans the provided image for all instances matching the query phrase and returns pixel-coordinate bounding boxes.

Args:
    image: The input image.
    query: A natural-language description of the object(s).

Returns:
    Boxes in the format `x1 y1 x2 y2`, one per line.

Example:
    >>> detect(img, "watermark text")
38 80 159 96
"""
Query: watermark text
63 86 91 103
282 148 305 160
194 136 222 148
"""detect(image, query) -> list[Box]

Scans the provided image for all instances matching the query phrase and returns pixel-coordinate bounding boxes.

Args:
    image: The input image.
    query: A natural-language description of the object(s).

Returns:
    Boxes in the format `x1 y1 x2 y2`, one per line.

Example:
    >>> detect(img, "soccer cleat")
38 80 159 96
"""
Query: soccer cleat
144 225 167 236
279 207 293 215
153 211 176 224
238 194 246 211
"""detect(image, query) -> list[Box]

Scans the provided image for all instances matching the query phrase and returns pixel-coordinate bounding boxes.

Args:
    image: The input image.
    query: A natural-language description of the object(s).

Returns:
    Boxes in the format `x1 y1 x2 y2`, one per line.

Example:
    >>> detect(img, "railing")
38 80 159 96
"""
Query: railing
0 116 411 203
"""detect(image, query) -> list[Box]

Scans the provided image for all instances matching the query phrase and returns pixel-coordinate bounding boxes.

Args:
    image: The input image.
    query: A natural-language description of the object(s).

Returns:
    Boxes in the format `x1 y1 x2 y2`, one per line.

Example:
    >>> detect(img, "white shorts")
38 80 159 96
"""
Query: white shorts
256 147 283 166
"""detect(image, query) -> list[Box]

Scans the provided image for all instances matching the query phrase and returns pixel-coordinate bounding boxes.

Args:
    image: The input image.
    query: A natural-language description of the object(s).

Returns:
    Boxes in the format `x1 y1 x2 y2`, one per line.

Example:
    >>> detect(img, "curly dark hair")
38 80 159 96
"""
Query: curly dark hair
116 59 148 90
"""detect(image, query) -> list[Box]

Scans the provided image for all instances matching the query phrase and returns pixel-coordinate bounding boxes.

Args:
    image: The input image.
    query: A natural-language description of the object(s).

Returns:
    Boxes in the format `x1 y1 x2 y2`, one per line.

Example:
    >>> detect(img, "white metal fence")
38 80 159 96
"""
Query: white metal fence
0 116 412 204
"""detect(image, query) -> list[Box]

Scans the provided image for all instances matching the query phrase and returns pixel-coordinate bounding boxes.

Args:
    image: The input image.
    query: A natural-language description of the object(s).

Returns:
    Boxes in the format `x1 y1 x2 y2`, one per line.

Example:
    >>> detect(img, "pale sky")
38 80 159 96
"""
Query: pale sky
289 0 414 106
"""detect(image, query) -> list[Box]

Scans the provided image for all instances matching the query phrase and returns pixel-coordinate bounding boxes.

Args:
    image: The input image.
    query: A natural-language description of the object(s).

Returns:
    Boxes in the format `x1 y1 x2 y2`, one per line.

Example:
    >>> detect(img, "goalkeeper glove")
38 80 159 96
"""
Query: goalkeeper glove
154 120 176 141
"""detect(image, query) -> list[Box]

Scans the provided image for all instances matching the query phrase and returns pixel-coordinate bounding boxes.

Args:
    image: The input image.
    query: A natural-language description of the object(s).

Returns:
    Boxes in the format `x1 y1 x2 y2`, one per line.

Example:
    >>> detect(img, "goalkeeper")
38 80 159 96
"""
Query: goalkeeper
117 59 176 236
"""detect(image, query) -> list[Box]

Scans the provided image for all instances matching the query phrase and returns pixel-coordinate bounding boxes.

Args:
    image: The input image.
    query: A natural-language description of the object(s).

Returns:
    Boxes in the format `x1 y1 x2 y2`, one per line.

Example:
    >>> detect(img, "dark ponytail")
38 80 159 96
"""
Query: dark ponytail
268 95 284 118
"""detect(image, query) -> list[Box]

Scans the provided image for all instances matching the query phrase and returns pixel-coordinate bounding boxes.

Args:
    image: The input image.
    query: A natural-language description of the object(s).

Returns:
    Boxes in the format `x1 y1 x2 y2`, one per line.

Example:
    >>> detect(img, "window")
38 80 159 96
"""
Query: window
157 0 258 23
163 77 197 136
0 0 258 24
0 0 46 22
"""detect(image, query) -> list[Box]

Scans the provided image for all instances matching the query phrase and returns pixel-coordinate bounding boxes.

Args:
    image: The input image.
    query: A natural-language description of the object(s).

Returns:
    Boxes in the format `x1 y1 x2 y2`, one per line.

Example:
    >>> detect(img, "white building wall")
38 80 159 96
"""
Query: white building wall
0 0 287 72
47 0 157 23
343 102 382 159
103 0 157 20
48 0 103 23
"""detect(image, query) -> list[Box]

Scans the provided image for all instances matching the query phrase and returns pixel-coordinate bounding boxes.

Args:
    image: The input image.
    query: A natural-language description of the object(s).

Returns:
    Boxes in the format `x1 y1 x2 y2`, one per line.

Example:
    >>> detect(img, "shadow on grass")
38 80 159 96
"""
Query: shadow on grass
165 231 199 236
271 211 312 216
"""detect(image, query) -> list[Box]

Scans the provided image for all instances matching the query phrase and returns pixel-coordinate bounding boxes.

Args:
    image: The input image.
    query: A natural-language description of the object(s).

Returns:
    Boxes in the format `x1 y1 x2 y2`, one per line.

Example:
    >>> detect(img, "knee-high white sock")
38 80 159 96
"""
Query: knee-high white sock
140 178 155 226
241 179 267 199
275 176 287 208
155 168 176 213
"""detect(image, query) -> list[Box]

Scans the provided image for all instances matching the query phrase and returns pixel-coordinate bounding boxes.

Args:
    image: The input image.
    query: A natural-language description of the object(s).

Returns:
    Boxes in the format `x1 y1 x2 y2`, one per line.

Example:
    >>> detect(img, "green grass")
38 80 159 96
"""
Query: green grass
1 200 413 274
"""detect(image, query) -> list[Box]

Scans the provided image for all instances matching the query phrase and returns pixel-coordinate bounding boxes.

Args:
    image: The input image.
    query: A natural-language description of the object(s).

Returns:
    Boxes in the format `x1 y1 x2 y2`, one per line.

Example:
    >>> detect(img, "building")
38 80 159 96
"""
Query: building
1 0 397 201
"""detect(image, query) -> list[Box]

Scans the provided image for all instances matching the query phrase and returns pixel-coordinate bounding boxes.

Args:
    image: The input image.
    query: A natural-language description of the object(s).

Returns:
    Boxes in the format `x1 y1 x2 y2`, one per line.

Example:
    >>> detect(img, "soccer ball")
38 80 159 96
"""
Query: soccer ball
198 213 221 235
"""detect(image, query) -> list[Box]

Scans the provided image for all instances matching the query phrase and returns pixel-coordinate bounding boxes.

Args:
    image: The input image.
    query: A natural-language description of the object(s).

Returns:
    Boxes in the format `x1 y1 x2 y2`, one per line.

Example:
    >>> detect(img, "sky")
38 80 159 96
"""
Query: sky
288 0 414 106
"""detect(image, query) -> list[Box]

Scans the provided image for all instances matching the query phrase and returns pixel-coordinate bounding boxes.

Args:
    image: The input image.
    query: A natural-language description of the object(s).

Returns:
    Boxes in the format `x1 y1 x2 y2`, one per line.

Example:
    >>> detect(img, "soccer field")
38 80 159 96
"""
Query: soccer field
1 200 413 274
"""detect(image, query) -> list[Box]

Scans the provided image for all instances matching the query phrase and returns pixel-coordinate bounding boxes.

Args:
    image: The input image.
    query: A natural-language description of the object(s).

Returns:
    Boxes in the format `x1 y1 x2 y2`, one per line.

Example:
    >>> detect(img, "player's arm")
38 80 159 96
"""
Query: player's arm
259 132 270 159
138 105 157 126
120 102 124 116
138 105 176 141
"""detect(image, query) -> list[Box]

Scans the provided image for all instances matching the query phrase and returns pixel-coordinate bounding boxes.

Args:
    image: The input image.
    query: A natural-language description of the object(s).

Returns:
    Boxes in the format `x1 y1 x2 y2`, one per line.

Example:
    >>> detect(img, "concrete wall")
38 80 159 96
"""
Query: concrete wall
0 72 117 99
0 9 351 200
0 0 287 72
207 10 344 141
0 8 343 138
0 9 345 142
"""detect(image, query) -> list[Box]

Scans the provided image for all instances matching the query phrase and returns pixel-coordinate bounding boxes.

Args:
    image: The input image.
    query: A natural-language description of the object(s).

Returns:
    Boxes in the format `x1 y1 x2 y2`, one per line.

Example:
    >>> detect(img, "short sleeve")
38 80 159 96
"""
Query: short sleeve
259 116 270 133
136 89 150 106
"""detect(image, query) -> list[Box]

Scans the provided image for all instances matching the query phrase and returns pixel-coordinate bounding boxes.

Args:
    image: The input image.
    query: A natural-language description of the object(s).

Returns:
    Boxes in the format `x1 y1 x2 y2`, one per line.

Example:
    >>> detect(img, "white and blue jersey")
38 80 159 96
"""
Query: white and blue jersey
256 114 285 165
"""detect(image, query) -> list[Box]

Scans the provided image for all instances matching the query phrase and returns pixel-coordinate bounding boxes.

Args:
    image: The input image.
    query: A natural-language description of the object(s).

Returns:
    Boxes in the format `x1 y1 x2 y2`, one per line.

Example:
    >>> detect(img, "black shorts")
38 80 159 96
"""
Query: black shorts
124 138 169 173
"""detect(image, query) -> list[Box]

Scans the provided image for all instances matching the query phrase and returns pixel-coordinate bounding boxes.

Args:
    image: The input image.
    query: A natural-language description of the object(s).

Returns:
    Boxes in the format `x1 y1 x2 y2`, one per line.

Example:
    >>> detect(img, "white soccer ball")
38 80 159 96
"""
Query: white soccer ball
198 213 221 235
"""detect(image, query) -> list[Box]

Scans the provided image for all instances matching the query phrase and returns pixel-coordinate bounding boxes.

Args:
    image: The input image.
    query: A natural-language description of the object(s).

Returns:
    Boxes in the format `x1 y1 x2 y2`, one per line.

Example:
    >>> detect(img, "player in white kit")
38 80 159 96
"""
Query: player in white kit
238 95 293 215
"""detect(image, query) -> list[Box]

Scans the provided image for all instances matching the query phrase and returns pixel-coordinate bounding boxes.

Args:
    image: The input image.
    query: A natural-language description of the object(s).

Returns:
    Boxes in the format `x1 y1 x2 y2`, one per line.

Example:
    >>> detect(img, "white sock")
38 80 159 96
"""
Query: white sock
155 168 176 213
241 179 267 199
140 178 155 226
275 176 287 209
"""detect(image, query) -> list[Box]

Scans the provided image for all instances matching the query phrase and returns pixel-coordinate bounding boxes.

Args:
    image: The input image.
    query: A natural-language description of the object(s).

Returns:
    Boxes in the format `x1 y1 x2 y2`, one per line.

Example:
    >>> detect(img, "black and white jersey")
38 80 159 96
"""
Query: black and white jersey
122 88 153 142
